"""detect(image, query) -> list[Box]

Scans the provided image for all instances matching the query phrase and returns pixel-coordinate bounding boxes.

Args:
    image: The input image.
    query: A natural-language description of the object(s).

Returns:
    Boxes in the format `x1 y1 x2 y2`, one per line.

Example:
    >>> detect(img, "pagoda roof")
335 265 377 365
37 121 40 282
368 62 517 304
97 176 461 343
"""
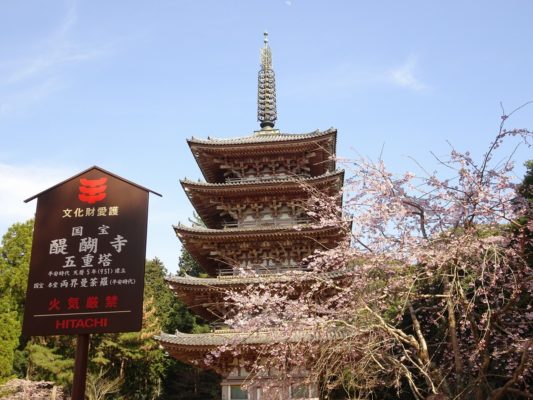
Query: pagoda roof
166 268 351 322
166 273 300 322
181 170 344 228
157 329 316 347
156 329 309 365
167 268 349 288
181 169 343 189
187 128 336 146
174 223 341 238
156 327 348 366
165 273 294 322
169 273 290 287
187 128 337 183
174 224 345 276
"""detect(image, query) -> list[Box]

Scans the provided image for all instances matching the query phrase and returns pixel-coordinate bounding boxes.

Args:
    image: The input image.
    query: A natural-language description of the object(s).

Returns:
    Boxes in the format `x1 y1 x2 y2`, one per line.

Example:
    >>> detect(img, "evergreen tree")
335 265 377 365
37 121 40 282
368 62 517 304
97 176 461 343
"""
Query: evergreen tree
517 160 532 264
25 338 75 387
0 220 33 316
145 258 196 332
146 256 221 399
0 299 19 382
177 246 204 277
89 295 166 399
178 213 206 278
518 160 533 199
0 220 33 382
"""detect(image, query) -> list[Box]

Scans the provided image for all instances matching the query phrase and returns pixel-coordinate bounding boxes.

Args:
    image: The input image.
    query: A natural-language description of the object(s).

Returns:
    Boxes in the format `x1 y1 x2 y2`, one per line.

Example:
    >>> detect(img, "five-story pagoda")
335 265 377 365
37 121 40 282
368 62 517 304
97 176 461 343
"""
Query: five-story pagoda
157 33 345 400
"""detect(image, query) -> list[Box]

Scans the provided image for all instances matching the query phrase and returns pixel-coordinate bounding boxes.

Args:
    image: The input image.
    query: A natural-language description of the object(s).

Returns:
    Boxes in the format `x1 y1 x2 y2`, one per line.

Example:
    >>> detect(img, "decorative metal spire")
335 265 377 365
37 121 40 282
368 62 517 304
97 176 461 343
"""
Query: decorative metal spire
257 31 277 130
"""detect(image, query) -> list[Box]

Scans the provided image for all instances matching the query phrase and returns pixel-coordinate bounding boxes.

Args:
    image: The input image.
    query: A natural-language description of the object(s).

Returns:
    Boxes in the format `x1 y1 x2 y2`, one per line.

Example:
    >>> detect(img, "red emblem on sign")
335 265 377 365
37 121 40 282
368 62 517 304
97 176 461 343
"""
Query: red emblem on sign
79 177 107 204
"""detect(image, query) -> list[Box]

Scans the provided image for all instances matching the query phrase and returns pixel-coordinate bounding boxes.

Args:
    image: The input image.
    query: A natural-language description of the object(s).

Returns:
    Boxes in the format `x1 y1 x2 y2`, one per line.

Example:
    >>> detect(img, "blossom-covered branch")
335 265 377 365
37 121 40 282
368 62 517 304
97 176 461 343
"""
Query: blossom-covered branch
212 108 532 399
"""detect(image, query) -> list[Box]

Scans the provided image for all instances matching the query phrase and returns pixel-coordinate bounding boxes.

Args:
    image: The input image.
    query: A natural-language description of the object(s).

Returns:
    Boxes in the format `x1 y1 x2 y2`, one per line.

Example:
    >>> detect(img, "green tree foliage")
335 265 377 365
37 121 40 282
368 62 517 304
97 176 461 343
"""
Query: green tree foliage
89 295 167 399
178 246 204 278
0 220 33 382
516 160 532 264
178 213 206 278
145 258 196 332
0 220 33 315
147 255 221 399
518 160 533 199
25 339 75 387
0 300 19 382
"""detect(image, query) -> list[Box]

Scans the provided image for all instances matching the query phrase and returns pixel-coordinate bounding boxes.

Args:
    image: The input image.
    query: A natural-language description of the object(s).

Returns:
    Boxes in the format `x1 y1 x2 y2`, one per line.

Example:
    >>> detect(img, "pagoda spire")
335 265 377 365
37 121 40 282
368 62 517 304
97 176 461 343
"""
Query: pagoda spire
257 31 277 130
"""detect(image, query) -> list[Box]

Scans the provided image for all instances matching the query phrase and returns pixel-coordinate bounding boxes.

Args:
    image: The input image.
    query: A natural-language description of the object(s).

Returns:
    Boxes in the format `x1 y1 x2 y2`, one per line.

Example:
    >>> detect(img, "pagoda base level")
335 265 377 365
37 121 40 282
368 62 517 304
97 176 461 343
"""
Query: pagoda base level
220 378 318 400
220 364 318 400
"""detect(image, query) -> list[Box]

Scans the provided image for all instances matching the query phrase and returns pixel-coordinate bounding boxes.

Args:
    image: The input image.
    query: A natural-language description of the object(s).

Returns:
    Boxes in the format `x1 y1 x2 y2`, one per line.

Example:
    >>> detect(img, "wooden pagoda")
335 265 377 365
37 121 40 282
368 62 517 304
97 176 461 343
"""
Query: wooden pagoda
157 33 345 400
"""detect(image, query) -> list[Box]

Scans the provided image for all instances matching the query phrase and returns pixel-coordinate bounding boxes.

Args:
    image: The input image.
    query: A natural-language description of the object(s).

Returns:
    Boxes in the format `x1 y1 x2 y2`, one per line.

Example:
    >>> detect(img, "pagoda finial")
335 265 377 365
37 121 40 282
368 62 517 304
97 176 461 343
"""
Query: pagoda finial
257 31 277 131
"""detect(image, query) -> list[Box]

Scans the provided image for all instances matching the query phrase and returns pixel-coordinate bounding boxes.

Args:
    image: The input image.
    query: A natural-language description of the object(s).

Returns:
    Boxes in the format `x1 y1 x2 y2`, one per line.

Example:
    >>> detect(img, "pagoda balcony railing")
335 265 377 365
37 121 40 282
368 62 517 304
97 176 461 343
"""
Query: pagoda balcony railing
222 217 309 229
225 173 310 183
208 321 228 332
217 265 312 277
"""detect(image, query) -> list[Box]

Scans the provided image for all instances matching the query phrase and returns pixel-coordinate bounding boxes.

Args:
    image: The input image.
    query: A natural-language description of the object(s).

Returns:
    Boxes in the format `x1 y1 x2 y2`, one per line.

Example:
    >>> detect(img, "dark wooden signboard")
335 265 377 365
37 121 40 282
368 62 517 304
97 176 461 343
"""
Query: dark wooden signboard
22 166 160 336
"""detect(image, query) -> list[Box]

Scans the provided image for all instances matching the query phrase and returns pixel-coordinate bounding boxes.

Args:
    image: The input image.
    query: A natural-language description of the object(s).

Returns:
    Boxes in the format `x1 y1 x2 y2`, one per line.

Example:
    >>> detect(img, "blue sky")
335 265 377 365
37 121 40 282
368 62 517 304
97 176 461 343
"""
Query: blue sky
1 0 532 273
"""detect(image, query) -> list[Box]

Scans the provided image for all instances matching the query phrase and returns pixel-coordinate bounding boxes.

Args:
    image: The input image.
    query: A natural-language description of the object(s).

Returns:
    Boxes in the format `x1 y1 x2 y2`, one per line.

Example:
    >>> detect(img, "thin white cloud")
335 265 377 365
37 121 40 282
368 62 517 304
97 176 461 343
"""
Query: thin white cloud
54 0 78 39
0 1 111 117
0 163 73 229
385 56 427 91
3 46 103 87
285 1 293 5
1 1 80 85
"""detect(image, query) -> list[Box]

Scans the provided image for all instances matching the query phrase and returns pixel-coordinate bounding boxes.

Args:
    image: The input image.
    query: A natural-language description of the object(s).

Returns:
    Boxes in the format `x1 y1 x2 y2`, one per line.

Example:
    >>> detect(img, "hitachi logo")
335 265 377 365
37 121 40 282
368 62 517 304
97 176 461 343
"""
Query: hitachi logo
55 317 108 329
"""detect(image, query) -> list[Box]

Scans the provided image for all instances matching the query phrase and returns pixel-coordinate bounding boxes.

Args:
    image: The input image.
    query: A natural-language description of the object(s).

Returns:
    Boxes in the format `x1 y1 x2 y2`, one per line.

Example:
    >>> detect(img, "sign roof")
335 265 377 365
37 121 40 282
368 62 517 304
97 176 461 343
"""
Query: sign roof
24 165 162 203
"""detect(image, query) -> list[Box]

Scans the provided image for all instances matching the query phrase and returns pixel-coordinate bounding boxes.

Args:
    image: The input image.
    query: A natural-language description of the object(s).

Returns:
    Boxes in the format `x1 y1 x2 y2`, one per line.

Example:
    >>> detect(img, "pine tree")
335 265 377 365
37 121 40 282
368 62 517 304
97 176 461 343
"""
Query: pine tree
177 247 204 278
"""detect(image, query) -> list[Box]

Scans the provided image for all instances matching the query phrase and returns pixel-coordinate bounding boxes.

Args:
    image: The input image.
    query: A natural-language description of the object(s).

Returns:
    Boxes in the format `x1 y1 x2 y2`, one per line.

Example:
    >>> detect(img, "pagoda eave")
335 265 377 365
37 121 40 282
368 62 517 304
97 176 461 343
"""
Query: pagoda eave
174 223 344 240
157 329 317 353
167 269 352 322
187 128 336 147
167 268 350 290
157 327 348 368
181 170 344 229
174 224 347 276
181 169 343 191
157 331 275 371
167 274 295 321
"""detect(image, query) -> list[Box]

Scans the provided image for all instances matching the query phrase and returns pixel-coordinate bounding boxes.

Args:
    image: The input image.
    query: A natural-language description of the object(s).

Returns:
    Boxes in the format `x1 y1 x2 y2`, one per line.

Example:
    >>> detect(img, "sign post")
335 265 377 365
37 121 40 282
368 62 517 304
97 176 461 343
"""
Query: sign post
22 166 160 399
72 334 90 399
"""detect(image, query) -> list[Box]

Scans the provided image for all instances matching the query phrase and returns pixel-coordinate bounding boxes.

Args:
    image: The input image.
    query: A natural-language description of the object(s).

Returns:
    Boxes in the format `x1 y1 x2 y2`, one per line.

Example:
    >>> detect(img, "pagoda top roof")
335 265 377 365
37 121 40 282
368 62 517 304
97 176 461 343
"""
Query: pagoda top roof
187 128 337 183
187 128 336 146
